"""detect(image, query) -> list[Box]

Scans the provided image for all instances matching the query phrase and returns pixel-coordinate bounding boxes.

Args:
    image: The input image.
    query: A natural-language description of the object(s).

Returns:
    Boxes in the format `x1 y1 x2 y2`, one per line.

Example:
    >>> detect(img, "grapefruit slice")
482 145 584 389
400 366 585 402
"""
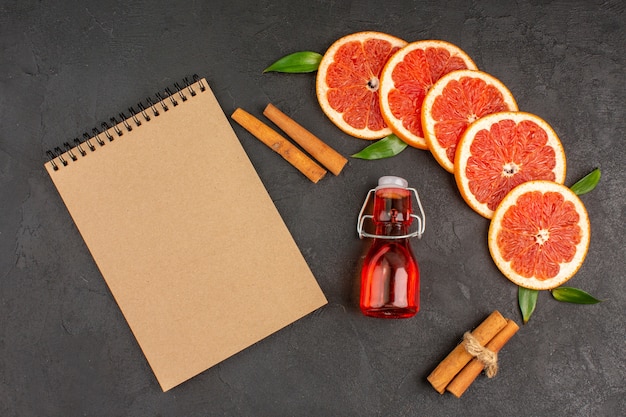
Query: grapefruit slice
488 180 590 290
422 69 518 172
316 31 407 139
379 40 477 149
455 112 567 219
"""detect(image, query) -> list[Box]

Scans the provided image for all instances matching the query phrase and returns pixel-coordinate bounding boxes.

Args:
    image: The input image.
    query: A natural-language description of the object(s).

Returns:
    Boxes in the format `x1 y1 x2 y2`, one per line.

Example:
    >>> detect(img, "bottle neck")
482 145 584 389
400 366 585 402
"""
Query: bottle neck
375 222 410 238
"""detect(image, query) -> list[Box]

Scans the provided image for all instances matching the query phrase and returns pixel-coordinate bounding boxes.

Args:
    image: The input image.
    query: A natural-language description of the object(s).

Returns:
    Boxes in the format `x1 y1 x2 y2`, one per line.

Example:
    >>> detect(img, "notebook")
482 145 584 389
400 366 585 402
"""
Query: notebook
44 76 328 392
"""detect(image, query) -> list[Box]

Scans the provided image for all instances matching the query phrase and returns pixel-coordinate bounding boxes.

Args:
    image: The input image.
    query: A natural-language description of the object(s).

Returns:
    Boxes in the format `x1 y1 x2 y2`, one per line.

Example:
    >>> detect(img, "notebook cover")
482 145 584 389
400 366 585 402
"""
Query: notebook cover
44 78 328 391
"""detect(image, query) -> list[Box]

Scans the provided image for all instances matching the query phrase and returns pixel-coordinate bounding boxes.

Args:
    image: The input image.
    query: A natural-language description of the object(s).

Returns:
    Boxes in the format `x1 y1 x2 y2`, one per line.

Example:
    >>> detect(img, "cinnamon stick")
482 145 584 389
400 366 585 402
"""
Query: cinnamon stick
263 103 347 176
231 108 327 183
427 310 508 394
446 319 519 398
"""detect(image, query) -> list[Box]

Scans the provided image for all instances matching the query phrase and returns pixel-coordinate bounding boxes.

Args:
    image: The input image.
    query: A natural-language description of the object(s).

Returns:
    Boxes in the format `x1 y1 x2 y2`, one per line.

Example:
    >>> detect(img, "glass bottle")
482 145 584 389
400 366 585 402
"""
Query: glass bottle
357 176 425 318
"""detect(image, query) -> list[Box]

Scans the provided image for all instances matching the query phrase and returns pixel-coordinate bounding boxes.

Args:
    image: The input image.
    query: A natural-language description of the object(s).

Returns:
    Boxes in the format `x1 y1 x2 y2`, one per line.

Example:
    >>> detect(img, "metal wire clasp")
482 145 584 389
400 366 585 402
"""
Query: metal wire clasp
356 187 426 240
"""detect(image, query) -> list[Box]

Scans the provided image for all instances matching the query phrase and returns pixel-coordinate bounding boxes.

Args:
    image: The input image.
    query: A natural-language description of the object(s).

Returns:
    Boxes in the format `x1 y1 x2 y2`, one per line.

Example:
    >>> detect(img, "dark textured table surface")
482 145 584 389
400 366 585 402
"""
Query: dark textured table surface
1 1 625 416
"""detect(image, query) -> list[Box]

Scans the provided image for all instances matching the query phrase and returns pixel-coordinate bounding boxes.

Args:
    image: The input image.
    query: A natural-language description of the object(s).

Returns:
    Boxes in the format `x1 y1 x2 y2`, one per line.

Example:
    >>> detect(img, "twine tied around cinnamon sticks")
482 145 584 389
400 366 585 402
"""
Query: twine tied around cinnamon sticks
427 310 519 398
462 331 498 378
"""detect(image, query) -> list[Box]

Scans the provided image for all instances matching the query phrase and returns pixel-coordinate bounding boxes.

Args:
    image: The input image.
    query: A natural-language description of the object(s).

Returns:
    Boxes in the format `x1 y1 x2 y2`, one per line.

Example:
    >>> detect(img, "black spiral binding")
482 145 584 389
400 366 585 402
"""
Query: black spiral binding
46 75 207 171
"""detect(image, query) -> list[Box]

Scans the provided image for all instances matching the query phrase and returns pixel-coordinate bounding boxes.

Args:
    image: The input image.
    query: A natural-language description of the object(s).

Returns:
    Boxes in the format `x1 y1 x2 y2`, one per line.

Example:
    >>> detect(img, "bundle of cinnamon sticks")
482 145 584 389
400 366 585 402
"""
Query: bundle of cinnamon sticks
231 104 347 183
427 310 519 398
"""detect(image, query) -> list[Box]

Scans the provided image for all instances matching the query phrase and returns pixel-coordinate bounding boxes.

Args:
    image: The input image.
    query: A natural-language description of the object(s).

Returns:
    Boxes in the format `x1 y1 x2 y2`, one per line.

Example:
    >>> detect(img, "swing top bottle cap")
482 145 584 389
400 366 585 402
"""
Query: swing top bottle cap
377 176 408 189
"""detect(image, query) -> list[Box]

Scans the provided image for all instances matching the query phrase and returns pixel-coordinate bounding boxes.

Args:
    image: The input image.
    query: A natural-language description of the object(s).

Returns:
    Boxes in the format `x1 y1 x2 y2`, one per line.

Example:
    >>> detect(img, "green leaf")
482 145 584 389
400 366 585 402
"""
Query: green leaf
351 135 408 160
263 51 322 73
551 286 602 304
519 286 539 324
570 168 601 195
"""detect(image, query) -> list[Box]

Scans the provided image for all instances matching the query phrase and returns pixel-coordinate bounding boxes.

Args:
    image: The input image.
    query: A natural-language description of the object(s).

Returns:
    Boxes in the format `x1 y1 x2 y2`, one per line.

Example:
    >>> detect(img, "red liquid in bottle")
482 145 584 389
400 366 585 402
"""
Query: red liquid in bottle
360 182 420 318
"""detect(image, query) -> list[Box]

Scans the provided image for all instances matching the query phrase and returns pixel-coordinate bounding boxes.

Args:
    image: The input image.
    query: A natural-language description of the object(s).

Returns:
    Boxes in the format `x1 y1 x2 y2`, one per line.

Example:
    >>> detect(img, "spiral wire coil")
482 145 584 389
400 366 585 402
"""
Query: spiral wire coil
46 75 206 171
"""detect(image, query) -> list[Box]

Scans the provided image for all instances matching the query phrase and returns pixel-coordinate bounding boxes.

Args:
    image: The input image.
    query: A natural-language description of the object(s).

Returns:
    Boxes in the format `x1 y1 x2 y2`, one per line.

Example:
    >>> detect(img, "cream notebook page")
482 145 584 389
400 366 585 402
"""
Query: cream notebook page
44 78 327 392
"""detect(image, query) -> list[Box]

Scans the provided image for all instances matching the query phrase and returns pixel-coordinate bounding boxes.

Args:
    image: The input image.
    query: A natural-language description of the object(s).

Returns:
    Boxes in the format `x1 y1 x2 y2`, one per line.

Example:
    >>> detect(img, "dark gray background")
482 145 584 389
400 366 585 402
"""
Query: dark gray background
1 1 624 416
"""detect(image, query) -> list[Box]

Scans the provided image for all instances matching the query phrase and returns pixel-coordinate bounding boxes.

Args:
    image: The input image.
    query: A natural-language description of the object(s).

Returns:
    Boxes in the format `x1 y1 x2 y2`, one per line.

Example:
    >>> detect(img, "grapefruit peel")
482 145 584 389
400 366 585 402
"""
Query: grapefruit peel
315 31 408 140
488 180 591 291
454 111 567 219
379 40 478 149
422 69 519 173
